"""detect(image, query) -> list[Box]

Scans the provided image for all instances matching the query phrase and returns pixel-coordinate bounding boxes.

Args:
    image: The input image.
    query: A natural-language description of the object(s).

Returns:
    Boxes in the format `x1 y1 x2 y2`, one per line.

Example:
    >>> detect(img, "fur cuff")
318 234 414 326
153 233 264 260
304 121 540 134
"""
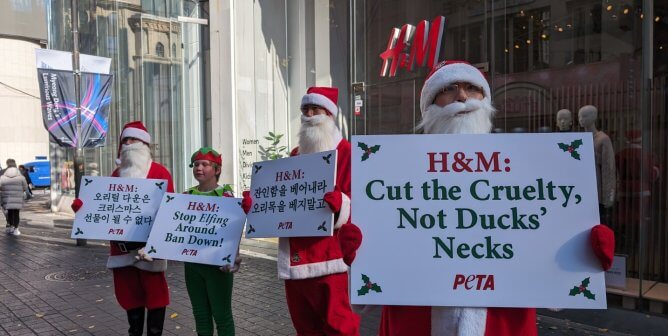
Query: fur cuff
334 193 351 229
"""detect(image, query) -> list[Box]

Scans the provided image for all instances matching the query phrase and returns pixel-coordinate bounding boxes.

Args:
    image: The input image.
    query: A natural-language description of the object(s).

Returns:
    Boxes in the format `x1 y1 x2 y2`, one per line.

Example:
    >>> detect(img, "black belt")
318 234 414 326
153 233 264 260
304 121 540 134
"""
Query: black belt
113 241 145 253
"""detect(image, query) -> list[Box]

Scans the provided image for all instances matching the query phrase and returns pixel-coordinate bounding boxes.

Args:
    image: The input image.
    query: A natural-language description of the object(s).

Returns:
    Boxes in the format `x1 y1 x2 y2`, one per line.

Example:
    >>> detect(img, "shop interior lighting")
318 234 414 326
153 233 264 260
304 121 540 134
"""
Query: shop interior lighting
526 39 531 44
623 8 629 14
655 16 661 22
606 5 613 11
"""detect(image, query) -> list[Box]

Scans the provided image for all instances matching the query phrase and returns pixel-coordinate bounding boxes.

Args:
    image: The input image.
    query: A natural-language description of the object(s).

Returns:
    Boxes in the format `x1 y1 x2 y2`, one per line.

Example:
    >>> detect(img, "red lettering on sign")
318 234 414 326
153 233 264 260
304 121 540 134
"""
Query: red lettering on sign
453 274 495 290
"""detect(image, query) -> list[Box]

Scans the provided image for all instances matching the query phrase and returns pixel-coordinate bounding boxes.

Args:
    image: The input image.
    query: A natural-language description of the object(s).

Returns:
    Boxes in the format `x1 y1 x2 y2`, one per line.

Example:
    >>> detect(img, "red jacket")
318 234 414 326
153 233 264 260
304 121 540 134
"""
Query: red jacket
106 161 175 272
278 139 361 280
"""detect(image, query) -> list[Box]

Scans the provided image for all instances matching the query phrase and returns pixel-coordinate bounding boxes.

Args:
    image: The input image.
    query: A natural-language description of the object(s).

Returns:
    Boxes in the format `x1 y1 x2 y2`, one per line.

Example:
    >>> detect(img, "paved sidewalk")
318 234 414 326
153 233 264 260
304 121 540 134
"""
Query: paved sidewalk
0 193 660 335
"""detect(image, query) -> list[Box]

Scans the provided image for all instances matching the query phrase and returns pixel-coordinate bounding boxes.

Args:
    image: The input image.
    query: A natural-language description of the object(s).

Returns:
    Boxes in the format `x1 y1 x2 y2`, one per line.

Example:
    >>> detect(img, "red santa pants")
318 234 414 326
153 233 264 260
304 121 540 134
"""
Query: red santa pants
285 272 360 335
112 267 170 310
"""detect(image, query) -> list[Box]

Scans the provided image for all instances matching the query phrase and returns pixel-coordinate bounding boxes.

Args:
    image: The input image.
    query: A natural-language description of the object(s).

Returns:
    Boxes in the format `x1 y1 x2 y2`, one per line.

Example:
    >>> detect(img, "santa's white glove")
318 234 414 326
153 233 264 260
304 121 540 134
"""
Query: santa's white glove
219 254 242 273
135 248 154 262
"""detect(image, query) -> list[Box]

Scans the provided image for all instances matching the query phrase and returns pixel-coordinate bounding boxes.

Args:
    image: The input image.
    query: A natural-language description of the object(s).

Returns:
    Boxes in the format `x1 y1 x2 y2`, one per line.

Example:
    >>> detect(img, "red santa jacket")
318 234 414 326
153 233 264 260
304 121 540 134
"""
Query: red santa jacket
106 161 175 272
380 306 536 336
278 138 360 280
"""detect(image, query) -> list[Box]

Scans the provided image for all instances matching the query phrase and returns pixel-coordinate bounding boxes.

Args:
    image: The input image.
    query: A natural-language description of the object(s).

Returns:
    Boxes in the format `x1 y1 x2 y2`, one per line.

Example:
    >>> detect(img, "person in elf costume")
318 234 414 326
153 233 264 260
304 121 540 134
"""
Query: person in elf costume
72 121 174 336
376 61 616 336
184 147 241 336
242 86 363 335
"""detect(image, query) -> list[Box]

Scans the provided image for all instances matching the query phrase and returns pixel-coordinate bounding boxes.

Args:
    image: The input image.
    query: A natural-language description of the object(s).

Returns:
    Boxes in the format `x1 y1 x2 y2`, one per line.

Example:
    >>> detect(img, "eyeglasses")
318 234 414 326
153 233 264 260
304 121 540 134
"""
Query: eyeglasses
439 83 485 96
301 105 328 114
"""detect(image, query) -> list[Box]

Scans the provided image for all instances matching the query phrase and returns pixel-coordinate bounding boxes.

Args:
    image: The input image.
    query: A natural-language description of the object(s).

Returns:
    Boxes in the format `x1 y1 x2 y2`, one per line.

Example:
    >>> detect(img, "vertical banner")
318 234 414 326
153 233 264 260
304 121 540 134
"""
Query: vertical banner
245 150 337 238
144 193 246 266
351 133 606 309
37 69 113 147
71 176 167 242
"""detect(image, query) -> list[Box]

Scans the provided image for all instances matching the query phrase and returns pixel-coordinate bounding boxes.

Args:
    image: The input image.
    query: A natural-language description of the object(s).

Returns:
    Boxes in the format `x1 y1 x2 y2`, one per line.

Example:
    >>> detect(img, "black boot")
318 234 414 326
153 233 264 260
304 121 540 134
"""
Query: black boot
146 307 166 336
126 308 145 336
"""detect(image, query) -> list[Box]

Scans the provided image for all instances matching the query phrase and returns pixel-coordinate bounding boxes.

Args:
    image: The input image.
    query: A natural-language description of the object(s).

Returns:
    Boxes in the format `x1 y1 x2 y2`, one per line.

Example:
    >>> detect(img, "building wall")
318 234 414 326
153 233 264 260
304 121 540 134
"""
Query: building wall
0 38 49 166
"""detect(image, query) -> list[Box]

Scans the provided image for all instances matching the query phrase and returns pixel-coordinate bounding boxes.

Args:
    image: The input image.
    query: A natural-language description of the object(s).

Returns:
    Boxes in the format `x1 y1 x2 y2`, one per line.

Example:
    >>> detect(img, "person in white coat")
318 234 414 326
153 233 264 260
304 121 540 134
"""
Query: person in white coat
0 158 28 236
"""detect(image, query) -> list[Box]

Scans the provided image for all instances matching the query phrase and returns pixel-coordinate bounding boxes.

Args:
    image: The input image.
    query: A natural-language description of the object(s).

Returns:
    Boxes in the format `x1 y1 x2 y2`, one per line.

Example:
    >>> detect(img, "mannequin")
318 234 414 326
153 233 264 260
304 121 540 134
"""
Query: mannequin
578 105 616 222
556 109 573 132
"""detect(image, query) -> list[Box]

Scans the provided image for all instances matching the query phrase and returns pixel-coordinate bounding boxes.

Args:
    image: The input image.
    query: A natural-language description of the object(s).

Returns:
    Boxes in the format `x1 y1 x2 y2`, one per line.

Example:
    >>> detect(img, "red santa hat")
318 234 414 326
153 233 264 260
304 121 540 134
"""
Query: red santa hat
300 86 339 116
116 121 151 164
419 60 491 114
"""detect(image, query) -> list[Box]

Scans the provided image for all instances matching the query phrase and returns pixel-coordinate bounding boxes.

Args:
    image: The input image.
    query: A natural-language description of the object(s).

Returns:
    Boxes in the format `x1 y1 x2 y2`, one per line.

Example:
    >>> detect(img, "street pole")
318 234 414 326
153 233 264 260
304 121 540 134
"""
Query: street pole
71 0 86 247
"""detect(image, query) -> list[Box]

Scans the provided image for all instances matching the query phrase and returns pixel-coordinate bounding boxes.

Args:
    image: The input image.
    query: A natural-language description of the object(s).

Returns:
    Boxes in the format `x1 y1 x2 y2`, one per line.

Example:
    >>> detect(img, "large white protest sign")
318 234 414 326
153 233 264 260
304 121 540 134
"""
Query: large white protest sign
144 193 246 266
71 176 167 241
246 150 336 238
351 133 606 309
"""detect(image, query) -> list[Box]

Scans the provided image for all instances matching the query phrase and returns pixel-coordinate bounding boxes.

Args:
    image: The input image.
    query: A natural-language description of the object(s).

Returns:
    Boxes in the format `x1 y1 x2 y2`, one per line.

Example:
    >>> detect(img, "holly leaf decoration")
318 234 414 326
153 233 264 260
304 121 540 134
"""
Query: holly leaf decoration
84 178 93 186
358 142 381 161
322 153 333 164
222 254 232 263
358 274 382 296
557 139 583 161
165 195 175 203
74 227 84 235
147 246 156 254
568 277 595 300
155 182 165 190
317 221 327 231
583 290 596 300
357 286 370 296
569 286 581 296
361 274 370 283
581 277 590 287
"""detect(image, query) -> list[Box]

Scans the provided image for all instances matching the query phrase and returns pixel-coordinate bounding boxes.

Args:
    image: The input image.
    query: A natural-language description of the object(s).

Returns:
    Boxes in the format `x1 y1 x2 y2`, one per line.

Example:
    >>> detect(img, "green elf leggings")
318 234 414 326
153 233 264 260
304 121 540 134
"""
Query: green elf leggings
185 262 234 335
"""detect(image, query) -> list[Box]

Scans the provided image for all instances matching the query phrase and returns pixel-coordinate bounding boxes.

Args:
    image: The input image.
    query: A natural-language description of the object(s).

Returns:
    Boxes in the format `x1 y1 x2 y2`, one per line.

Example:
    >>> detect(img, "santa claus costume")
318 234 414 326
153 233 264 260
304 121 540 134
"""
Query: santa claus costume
73 121 174 336
244 87 362 335
378 61 615 336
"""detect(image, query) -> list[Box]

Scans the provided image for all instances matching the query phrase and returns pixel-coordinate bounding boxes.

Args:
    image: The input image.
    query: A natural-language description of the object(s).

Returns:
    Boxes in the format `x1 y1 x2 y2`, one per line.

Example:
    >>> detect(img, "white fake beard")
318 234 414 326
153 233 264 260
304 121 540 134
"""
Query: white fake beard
118 142 152 178
417 99 495 135
298 114 340 154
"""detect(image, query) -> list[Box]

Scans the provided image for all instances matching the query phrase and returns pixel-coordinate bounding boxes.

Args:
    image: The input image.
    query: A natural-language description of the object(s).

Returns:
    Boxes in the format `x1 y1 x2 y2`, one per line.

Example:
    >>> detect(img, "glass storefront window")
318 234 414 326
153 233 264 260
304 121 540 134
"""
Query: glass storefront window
46 0 207 199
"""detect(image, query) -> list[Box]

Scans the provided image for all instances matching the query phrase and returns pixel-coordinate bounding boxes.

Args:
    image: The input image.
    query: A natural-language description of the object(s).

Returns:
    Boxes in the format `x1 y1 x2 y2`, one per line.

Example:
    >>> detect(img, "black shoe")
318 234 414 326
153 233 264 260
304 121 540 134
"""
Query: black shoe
127 307 145 336
146 307 166 336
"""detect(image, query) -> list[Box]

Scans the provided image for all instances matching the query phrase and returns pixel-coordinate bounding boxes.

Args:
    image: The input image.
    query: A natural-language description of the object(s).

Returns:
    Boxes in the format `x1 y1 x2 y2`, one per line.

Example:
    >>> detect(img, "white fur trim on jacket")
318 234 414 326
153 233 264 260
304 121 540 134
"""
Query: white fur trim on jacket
419 62 491 114
431 307 487 336
121 127 151 144
277 237 349 280
301 93 339 117
107 252 167 272
333 193 350 229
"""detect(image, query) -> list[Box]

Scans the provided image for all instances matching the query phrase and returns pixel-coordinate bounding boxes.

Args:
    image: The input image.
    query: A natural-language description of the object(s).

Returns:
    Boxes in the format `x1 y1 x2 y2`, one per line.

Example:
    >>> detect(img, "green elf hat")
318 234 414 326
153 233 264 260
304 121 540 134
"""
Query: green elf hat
190 147 222 167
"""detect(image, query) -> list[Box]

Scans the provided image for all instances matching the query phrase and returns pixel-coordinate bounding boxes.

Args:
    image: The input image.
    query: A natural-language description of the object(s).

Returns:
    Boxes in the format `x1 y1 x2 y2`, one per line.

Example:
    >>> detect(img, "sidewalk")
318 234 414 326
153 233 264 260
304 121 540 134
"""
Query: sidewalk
0 192 662 335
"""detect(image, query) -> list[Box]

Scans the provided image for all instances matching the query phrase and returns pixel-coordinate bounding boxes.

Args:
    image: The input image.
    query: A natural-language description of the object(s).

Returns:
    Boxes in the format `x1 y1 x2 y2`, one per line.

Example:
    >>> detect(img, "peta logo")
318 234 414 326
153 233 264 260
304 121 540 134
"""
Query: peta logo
453 274 495 290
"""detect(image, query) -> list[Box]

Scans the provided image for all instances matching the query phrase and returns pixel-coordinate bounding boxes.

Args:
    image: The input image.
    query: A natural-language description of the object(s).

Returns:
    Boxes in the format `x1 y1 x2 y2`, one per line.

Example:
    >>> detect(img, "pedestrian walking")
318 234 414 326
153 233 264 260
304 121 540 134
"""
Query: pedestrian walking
0 159 28 236
18 165 33 200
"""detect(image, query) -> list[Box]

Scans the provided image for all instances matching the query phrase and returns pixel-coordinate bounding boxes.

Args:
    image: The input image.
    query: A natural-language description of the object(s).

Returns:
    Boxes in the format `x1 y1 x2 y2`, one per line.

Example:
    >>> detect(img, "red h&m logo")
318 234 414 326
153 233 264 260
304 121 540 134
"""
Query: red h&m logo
379 16 446 77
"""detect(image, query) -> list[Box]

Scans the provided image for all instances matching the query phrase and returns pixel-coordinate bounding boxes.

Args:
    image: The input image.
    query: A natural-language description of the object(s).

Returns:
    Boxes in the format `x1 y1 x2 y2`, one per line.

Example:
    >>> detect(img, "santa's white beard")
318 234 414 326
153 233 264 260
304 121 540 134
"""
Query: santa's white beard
298 115 341 154
118 142 152 178
417 99 495 135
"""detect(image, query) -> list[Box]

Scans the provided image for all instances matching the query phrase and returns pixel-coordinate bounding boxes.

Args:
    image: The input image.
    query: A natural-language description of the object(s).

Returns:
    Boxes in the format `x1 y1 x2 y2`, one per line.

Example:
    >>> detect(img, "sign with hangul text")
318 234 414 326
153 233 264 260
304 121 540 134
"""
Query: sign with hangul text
351 133 607 309
144 193 246 266
71 176 167 241
245 150 336 238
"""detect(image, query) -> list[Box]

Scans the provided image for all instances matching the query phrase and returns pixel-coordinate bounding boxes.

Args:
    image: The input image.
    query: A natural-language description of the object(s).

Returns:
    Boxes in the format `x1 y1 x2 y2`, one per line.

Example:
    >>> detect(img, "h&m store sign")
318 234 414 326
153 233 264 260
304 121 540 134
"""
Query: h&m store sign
379 16 446 77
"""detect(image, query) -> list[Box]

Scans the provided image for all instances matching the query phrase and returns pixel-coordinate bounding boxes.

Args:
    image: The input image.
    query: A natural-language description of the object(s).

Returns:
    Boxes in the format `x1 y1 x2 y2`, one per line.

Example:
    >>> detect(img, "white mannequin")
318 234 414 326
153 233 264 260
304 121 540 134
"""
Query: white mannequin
556 109 572 131
578 105 616 209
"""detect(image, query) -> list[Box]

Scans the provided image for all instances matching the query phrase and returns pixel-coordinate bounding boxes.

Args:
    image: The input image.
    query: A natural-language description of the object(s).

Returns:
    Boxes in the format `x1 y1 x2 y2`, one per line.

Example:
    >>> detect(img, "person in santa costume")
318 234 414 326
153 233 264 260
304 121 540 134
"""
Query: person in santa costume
72 121 174 336
242 86 363 335
377 61 616 336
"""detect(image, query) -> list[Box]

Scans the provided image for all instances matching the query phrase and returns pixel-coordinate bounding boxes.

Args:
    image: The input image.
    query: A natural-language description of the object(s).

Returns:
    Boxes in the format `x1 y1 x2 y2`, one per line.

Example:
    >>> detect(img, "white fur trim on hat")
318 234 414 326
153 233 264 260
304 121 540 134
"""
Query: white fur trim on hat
301 93 339 117
121 127 151 144
420 63 491 114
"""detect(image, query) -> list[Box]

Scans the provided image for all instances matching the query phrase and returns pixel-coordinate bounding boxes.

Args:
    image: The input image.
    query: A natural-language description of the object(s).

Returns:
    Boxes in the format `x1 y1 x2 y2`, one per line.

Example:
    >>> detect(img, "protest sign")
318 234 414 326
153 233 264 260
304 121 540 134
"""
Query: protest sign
144 193 246 266
246 150 336 238
350 133 606 309
71 176 167 241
